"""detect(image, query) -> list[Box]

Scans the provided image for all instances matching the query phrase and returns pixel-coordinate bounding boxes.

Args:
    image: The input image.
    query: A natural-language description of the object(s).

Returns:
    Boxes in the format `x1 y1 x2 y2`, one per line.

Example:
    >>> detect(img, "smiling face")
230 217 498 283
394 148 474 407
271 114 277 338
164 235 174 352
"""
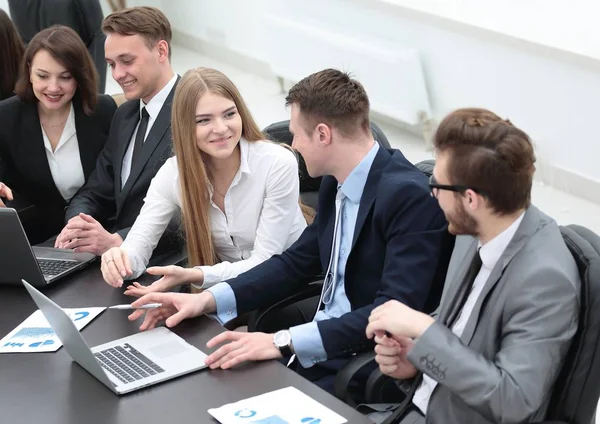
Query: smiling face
194 91 243 160
29 49 77 112
105 33 167 103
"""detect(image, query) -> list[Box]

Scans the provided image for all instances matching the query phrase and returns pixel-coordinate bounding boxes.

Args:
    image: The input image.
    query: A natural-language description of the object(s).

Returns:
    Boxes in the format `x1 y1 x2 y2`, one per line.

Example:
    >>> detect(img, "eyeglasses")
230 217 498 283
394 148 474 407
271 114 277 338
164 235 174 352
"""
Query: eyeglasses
428 174 484 199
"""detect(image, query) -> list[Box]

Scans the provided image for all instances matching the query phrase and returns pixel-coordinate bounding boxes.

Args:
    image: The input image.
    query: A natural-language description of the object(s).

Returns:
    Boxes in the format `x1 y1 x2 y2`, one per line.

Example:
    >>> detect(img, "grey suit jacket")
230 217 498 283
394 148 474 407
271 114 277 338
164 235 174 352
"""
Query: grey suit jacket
406 205 580 424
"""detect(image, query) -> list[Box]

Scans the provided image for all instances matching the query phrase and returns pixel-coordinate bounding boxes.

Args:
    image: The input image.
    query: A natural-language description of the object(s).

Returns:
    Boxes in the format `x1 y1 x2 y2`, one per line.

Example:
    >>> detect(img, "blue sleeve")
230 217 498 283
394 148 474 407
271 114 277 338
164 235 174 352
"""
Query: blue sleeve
206 283 238 325
289 321 328 369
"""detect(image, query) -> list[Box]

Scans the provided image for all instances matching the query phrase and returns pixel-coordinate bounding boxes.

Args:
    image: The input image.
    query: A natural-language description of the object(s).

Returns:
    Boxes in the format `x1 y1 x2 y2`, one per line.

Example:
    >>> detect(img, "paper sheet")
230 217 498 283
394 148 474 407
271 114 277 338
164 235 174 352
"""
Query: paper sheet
208 386 347 424
0 307 105 353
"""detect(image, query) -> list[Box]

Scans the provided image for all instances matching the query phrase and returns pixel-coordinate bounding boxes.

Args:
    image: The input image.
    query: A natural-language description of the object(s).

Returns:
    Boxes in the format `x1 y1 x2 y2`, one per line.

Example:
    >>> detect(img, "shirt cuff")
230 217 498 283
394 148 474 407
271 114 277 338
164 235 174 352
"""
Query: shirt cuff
196 265 220 288
289 321 328 369
205 283 238 325
120 244 144 279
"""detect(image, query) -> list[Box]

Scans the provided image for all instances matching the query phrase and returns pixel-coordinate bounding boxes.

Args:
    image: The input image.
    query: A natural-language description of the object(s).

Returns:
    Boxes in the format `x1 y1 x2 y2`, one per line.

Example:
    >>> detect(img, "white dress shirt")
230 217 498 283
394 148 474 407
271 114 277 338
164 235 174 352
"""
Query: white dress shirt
121 138 307 285
412 212 525 415
121 73 178 187
41 102 85 201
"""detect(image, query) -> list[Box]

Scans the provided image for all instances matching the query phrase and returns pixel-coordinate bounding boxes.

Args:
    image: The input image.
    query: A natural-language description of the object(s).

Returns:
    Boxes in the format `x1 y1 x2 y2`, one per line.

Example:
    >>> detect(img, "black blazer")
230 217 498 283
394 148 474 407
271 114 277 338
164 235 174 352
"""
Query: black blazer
228 147 451 361
66 79 178 245
0 94 116 244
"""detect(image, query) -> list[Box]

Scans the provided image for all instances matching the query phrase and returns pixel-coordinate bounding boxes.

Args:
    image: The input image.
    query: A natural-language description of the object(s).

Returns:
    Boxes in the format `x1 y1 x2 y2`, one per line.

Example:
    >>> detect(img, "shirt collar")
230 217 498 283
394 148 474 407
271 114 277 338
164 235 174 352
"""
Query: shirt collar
478 212 526 270
239 138 251 175
139 73 178 120
339 142 380 203
42 102 76 153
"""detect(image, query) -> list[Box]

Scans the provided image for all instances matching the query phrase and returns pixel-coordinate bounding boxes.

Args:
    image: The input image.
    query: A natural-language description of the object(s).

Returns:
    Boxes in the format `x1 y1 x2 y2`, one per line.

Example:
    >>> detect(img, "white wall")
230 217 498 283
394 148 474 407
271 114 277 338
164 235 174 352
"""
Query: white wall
161 0 600 199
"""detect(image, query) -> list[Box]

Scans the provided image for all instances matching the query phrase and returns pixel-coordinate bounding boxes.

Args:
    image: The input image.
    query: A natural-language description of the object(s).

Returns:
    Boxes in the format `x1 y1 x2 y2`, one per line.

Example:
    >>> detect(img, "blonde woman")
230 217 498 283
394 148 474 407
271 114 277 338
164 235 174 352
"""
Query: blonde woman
101 67 308 293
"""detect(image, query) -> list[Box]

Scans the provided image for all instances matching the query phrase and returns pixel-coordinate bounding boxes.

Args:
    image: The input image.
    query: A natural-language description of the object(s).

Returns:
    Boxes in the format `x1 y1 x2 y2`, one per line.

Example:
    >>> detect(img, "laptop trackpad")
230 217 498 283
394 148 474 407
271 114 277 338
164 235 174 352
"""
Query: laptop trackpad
150 342 188 359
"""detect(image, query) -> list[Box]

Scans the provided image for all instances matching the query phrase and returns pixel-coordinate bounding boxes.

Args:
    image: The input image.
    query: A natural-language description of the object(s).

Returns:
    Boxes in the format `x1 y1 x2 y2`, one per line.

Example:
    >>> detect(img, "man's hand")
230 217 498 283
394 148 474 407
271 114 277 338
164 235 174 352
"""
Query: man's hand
101 247 133 287
366 300 435 340
128 291 216 331
373 332 418 380
55 213 122 255
124 266 204 296
205 331 282 370
0 182 13 207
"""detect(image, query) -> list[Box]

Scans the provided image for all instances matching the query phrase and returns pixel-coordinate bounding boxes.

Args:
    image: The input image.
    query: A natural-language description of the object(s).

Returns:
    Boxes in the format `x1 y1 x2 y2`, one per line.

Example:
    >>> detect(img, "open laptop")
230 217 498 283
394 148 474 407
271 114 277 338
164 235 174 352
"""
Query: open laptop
0 208 96 287
22 280 208 395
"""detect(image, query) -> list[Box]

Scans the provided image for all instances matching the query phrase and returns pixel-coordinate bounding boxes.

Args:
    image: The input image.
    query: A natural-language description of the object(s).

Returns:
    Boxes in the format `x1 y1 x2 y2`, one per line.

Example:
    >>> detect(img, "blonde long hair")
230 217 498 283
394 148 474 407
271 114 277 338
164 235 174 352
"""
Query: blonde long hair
171 68 266 268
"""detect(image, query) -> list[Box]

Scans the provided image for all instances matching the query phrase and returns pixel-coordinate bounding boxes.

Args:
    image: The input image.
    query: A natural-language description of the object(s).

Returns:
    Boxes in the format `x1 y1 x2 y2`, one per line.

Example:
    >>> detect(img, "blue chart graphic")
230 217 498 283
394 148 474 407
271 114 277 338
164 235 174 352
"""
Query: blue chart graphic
4 327 55 348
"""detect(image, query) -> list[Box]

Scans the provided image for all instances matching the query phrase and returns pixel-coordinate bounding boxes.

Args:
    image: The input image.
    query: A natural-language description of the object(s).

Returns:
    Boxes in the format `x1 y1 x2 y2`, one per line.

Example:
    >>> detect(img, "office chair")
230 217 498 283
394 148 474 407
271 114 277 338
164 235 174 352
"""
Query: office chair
336 224 600 423
262 120 392 211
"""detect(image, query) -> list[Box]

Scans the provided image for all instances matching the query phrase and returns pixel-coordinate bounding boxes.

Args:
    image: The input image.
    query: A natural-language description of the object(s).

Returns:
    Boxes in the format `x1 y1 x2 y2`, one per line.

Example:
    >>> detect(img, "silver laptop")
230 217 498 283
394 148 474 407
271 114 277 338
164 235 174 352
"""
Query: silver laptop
0 208 96 287
22 280 208 395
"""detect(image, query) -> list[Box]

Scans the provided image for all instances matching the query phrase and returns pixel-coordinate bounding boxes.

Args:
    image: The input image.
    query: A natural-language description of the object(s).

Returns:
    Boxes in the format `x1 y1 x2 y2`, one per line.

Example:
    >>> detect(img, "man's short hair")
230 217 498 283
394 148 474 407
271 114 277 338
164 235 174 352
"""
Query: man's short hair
101 6 172 59
285 68 370 137
434 108 536 215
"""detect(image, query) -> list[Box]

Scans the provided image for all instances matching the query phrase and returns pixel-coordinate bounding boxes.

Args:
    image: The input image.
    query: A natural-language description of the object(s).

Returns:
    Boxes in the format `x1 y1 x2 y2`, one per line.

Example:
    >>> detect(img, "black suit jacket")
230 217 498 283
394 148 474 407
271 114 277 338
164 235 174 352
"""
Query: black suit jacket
0 94 116 244
228 147 450 360
66 79 179 245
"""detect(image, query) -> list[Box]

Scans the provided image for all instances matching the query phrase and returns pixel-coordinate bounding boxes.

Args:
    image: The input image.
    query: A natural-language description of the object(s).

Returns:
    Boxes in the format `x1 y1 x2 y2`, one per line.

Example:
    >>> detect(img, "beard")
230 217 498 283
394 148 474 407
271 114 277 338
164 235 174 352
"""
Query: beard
446 201 478 236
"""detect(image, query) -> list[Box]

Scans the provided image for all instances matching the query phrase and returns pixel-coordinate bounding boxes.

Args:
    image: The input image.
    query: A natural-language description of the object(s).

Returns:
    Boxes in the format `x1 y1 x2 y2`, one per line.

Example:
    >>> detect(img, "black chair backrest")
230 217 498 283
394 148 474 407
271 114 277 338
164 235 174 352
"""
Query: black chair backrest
262 120 392 197
544 225 600 424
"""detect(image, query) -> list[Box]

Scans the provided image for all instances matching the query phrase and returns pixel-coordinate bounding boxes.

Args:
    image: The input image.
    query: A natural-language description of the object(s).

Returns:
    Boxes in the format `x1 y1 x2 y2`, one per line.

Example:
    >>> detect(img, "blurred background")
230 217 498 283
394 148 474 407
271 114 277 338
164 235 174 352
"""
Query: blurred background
2 0 600 234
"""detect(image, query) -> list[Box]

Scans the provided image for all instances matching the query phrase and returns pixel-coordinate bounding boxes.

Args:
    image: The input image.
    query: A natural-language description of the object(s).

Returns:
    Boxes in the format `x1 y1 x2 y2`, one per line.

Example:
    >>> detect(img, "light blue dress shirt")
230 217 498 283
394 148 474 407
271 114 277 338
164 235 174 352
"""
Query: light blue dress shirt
207 142 380 368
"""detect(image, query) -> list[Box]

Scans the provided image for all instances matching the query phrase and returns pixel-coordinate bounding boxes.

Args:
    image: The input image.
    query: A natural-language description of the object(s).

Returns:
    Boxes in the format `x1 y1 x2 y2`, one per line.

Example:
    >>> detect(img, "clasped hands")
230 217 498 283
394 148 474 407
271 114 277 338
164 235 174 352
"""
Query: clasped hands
366 300 435 380
55 213 122 255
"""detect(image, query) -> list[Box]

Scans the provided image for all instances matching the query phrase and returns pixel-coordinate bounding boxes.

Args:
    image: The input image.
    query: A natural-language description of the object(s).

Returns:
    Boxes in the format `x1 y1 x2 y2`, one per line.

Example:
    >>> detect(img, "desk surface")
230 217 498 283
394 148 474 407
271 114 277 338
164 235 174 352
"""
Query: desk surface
0 265 371 424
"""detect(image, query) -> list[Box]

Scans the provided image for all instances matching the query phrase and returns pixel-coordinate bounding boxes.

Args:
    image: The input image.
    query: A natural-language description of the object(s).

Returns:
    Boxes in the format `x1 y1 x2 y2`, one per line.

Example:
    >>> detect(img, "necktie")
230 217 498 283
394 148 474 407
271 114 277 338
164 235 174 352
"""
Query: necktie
445 249 482 327
132 107 149 168
319 187 347 308
287 187 346 368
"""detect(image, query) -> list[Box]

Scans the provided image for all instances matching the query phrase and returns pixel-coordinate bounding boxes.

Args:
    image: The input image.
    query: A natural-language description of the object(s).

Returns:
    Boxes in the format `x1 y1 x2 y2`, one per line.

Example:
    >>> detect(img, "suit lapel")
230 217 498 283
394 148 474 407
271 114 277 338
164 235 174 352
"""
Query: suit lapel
460 206 542 345
19 103 58 193
319 177 338 267
116 103 141 192
439 238 478 324
120 84 176 200
73 101 98 179
350 148 389 250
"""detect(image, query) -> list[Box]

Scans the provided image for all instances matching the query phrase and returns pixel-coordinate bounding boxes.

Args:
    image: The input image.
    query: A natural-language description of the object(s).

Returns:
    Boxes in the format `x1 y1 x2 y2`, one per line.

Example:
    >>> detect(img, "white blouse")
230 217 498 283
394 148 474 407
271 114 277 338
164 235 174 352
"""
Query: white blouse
121 138 307 287
41 103 85 201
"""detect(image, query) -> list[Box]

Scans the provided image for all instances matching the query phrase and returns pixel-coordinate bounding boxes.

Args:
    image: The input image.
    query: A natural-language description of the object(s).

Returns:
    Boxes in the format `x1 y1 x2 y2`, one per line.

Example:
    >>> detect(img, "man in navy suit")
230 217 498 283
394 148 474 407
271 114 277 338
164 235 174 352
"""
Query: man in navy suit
128 69 451 394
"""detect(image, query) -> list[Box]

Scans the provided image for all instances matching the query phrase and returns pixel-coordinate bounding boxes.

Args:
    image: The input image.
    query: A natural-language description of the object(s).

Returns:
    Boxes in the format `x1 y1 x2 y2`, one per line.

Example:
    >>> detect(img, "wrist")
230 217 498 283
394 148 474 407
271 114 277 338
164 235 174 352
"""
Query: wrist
185 268 205 285
200 291 217 314
413 313 435 338
112 232 123 248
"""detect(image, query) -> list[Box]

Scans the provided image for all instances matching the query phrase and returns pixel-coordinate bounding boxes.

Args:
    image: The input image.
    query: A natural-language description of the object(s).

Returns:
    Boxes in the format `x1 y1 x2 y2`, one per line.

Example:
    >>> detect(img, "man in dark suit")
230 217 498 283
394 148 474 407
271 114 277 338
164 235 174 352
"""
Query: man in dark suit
8 0 107 93
128 69 451 394
55 7 179 257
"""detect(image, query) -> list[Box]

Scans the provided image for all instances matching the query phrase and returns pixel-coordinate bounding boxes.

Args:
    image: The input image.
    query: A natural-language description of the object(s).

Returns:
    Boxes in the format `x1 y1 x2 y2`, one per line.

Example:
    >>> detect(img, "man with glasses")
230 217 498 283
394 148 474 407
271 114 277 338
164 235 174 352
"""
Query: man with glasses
367 108 580 424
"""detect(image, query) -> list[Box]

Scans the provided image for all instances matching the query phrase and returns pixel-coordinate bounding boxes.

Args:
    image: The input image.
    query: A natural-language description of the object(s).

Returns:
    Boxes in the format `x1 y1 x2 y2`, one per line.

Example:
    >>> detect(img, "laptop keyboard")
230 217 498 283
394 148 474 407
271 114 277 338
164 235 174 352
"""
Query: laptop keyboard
37 259 77 278
94 343 165 384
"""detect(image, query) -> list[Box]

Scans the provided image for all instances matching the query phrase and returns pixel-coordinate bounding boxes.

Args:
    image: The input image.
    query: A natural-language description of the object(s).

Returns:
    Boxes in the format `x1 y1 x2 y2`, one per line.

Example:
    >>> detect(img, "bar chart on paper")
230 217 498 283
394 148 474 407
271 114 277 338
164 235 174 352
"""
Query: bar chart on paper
0 308 105 353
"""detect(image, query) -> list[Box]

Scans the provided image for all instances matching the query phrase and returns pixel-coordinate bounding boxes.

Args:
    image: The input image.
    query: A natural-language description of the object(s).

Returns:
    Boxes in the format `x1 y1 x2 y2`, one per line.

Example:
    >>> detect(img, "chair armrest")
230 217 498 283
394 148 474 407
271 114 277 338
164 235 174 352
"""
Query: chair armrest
334 352 377 406
248 278 323 332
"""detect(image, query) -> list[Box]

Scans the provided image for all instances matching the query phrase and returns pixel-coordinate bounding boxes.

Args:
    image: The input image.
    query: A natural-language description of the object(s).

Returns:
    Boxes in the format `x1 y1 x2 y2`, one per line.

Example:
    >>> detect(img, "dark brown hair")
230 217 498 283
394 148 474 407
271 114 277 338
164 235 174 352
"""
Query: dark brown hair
285 68 370 137
434 108 536 215
0 9 25 101
102 6 172 59
14 26 98 115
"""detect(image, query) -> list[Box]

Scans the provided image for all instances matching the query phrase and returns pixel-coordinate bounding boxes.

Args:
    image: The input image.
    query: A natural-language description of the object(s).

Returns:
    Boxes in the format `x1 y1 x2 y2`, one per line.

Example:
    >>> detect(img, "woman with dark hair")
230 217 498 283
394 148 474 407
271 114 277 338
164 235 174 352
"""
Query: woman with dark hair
0 25 116 244
0 9 25 100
